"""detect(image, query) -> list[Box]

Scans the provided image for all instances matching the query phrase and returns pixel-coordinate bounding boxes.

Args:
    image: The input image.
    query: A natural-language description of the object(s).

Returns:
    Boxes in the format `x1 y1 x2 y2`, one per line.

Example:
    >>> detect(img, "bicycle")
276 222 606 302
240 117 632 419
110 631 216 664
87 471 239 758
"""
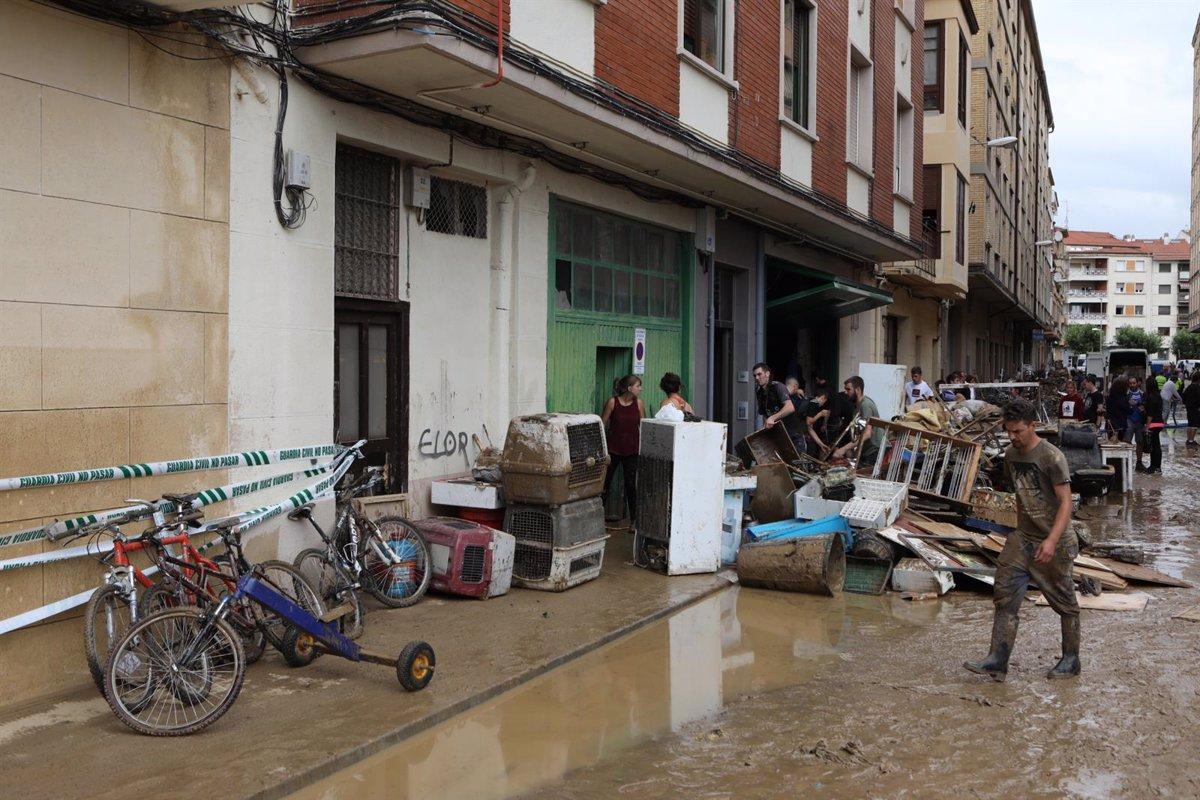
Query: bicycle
292 463 431 637
103 572 435 736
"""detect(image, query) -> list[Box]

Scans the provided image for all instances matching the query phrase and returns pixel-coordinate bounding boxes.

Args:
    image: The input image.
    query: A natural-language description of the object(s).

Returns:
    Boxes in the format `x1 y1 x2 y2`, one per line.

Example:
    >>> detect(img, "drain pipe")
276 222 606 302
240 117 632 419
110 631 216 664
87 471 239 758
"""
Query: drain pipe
492 162 537 429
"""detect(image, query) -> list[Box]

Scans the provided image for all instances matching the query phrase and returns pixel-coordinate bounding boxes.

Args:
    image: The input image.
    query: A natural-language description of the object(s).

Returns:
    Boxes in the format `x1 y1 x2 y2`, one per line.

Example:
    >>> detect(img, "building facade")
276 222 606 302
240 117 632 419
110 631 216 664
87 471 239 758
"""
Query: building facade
1190 13 1200 332
0 0 930 703
1063 230 1190 356
883 0 978 377
948 0 1057 378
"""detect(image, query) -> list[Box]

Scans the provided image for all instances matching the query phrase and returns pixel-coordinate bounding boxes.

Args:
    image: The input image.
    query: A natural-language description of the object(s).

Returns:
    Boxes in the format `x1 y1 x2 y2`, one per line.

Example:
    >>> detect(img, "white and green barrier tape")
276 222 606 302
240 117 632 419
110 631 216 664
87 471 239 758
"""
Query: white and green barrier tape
0 453 355 636
0 443 340 493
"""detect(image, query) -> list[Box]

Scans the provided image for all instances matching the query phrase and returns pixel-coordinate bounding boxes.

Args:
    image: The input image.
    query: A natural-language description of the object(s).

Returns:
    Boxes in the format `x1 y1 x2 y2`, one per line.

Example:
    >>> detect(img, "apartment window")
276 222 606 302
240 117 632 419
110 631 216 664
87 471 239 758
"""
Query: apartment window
847 50 873 169
783 0 814 129
1159 305 1172 315
683 0 725 71
957 31 968 127
427 177 487 238
335 144 400 300
1159 263 1172 273
955 169 967 264
1136 306 1144 315
883 315 900 365
1159 284 1173 294
923 23 944 112
1159 327 1172 336
895 97 914 198
922 165 941 258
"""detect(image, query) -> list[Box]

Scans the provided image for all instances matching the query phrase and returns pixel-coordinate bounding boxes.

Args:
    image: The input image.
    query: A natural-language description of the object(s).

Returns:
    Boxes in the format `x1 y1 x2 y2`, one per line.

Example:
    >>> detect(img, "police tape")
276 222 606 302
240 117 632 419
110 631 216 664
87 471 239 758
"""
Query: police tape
0 459 343 567
0 443 342 493
0 458 353 635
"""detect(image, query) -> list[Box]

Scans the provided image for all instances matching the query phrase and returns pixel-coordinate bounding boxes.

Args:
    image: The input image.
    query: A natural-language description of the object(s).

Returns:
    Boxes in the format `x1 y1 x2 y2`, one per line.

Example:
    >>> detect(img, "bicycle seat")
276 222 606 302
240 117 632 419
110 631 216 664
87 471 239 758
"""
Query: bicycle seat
162 492 200 505
206 514 244 531
287 503 316 521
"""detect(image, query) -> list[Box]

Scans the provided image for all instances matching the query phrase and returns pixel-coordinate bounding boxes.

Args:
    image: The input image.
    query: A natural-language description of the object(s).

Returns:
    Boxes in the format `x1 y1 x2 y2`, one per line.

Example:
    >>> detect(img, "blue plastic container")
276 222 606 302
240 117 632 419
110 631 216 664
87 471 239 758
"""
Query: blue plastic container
745 514 854 551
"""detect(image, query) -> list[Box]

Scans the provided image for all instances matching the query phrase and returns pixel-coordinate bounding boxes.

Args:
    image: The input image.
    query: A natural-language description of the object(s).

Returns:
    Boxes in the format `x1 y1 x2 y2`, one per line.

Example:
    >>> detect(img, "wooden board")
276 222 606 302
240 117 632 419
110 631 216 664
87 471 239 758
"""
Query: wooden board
1173 605 1200 622
1089 557 1192 588
1034 591 1149 612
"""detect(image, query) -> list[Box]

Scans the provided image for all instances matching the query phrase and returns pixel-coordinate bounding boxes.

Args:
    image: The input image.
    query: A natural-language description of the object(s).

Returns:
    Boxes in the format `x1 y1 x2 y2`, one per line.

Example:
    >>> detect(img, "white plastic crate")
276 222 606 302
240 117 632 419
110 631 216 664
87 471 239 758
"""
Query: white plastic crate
793 478 846 521
838 478 907 528
512 535 608 592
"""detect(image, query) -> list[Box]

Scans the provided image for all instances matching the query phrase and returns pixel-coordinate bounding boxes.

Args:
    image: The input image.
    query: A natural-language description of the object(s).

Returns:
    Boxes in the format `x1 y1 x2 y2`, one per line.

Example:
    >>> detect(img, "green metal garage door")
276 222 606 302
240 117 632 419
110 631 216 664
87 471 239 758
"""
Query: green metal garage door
547 198 693 414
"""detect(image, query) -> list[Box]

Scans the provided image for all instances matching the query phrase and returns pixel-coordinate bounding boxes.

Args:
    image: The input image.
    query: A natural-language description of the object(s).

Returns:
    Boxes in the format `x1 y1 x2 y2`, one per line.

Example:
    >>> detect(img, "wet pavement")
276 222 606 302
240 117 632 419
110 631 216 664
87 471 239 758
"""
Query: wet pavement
292 433 1200 800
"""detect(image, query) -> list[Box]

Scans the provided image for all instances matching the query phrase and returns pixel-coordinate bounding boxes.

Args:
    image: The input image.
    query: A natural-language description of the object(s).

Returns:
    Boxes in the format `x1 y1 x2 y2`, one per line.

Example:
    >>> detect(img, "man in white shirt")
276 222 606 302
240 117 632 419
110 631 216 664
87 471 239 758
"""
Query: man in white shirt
904 366 935 409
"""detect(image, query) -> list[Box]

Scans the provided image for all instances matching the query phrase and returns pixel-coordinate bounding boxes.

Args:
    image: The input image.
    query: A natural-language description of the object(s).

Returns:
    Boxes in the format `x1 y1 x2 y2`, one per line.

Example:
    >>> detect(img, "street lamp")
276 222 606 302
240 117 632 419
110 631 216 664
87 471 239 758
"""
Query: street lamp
986 135 1018 148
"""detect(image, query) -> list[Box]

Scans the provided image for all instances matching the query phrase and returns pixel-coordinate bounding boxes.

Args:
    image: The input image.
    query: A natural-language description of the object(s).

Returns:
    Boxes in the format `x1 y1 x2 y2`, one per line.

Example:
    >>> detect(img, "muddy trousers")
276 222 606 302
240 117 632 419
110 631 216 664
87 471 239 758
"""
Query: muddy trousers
990 533 1081 662
604 453 639 522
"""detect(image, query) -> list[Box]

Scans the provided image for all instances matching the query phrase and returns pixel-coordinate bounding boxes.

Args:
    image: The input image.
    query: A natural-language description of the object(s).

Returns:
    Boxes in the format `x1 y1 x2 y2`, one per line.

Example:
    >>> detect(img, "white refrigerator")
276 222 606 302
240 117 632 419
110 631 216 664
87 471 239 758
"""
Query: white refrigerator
636 419 727 575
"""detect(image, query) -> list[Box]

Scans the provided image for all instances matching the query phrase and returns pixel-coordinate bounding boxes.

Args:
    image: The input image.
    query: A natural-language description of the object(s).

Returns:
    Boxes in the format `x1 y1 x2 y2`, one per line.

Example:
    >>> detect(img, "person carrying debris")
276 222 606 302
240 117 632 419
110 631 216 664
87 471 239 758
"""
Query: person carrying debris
832 376 883 465
753 362 804 456
965 398 1080 683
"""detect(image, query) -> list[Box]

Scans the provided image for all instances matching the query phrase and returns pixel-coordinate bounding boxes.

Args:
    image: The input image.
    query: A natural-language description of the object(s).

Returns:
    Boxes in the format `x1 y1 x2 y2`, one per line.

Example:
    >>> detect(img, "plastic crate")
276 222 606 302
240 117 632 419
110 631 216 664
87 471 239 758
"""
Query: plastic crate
844 556 893 595
512 535 608 592
838 478 907 528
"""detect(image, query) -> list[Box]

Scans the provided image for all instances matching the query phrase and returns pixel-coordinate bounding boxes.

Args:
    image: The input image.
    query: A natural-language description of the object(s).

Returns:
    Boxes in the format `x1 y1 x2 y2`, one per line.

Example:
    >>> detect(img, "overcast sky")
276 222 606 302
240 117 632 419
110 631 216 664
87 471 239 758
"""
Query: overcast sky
1033 0 1196 238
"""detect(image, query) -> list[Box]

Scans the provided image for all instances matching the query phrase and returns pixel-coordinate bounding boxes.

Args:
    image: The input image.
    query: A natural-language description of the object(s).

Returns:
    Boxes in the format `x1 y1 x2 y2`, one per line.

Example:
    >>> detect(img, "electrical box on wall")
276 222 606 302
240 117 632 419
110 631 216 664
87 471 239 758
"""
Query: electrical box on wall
695 205 716 254
737 401 750 421
405 165 431 209
285 150 311 190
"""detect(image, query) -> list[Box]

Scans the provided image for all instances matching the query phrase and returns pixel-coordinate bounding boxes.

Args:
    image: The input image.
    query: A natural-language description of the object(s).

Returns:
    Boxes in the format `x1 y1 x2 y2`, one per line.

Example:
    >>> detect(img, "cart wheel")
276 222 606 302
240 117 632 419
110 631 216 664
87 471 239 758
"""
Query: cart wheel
281 627 319 668
397 641 435 691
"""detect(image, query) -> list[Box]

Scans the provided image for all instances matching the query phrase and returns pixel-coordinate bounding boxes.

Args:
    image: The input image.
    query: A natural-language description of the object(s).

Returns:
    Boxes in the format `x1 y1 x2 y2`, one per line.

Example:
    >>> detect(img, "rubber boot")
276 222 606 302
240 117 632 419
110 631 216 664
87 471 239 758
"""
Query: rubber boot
1046 615 1081 680
964 611 1018 682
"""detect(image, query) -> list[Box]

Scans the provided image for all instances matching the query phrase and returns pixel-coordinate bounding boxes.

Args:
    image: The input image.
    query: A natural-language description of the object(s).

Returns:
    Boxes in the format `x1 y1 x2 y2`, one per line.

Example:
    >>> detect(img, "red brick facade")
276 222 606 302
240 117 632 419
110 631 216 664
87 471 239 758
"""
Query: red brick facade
869 0 896 226
811 0 849 203
910 0 926 242
594 0 680 117
730 0 781 168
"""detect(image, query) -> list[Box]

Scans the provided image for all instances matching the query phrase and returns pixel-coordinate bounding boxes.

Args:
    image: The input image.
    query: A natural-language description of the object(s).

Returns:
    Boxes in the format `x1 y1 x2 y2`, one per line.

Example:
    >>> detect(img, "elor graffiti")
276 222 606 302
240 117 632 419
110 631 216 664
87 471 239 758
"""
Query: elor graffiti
418 429 471 459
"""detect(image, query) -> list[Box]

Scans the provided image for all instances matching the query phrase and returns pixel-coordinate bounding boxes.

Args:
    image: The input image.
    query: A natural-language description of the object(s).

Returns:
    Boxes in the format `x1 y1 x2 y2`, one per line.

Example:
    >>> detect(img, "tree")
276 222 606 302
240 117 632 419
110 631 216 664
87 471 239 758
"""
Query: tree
1113 326 1162 353
1173 330 1200 359
1063 324 1104 354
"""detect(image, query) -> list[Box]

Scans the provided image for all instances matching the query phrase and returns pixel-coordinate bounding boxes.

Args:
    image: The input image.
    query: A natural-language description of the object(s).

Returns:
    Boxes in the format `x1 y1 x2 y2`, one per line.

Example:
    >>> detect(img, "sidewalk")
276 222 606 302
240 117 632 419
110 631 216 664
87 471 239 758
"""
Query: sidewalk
0 532 732 800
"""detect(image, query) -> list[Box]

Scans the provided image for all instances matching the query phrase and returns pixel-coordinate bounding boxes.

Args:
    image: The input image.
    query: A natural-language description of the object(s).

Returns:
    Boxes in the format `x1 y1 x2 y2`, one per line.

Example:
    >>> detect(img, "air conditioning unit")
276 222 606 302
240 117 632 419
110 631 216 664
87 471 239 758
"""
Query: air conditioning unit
500 413 610 505
409 517 515 600
636 419 727 575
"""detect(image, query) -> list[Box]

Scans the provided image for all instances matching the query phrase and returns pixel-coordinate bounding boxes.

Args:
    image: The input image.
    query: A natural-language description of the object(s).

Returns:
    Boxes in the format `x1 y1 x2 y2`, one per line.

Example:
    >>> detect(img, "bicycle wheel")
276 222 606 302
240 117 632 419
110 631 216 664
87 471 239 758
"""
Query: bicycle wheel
294 548 364 640
253 560 325 651
83 585 135 695
360 516 431 609
104 607 244 736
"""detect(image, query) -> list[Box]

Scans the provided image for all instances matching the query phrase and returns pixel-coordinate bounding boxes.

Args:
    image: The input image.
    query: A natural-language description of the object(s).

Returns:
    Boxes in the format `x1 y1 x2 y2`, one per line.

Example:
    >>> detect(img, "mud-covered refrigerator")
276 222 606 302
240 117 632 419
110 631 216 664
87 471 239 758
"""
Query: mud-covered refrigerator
635 418 727 575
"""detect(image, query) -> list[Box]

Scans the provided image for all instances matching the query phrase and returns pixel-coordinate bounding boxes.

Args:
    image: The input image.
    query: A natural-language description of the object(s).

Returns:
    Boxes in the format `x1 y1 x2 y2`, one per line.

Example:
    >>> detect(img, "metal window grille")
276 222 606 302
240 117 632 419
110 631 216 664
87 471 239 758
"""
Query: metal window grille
427 177 488 238
335 145 401 300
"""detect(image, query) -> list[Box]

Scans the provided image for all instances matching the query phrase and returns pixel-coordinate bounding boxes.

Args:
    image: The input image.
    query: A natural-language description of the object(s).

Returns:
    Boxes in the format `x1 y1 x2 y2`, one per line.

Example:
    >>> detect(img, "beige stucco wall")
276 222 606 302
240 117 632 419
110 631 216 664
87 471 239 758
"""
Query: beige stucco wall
0 2 230 704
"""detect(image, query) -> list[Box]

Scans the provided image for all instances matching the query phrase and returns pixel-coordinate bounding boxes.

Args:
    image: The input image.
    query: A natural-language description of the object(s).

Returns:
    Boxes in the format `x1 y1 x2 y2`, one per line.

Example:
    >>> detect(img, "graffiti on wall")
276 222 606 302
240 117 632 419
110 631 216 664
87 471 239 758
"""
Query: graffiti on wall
417 428 473 459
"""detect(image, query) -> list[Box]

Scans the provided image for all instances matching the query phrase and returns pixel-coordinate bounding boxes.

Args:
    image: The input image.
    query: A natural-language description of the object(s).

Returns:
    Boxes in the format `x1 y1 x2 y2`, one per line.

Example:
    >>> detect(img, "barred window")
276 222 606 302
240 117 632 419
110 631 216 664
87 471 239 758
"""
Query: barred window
427 177 487 238
334 144 400 300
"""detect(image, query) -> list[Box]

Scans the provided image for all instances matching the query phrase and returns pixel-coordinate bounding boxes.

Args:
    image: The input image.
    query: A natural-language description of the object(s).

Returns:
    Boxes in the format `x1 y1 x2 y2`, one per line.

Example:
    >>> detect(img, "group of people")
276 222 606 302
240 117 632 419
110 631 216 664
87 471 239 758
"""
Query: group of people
753 363 883 465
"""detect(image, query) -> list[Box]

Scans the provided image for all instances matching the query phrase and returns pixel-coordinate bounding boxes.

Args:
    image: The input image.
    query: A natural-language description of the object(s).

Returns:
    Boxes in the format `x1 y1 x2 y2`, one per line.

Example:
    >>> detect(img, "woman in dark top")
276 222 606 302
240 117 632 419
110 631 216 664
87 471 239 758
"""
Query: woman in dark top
601 374 646 522
1143 377 1164 474
1185 371 1200 449
1105 375 1130 443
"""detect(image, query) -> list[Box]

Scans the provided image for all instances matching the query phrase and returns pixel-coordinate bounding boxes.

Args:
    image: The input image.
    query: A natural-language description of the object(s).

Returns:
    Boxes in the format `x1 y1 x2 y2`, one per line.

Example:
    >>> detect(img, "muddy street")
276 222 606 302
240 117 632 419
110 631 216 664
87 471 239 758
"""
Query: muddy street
294 435 1200 800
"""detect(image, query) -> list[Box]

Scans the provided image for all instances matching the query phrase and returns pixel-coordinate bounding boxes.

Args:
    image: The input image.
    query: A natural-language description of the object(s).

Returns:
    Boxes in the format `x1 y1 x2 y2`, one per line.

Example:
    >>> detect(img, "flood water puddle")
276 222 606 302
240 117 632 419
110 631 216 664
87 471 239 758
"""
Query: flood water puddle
289 586 944 800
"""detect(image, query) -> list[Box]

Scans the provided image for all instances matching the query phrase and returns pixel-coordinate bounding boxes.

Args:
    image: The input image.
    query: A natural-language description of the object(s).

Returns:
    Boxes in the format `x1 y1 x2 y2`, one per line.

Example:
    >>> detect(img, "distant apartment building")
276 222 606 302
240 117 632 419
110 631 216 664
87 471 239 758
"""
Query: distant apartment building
1063 230 1190 356
882 0 979 377
947 0 1058 377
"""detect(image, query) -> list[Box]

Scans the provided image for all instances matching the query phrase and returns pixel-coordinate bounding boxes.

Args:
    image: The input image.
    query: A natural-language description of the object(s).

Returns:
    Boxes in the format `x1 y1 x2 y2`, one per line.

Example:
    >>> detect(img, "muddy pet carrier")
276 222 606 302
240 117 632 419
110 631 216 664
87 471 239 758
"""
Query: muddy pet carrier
410 517 515 600
504 496 605 550
500 413 609 505
511 534 609 592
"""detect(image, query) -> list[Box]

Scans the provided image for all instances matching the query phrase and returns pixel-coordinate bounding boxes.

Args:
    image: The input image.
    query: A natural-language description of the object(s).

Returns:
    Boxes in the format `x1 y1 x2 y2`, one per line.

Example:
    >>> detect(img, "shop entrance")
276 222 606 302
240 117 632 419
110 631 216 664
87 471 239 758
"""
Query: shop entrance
594 346 633 413
763 257 892 389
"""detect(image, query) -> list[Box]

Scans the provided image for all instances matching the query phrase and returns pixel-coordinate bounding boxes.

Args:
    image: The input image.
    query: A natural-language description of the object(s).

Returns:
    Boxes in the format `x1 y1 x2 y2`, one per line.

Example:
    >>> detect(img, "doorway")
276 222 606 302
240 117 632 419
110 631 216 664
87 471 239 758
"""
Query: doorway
334 299 410 494
712 266 736 435
594 346 633 521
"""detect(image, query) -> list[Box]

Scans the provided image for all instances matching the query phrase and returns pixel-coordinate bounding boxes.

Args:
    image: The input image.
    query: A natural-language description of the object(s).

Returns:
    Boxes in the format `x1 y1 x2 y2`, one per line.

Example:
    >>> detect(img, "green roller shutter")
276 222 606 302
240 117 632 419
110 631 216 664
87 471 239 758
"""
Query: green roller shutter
547 198 693 414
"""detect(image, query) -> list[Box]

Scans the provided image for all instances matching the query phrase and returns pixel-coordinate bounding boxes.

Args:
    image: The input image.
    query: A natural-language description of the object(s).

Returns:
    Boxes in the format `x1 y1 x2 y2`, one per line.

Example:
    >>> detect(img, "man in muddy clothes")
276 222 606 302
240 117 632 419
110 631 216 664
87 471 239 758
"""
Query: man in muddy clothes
965 398 1081 682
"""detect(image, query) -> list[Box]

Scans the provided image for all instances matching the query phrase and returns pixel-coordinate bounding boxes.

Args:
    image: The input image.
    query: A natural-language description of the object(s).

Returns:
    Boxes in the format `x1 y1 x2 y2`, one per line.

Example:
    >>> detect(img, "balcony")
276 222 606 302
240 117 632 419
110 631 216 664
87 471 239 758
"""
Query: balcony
1067 313 1106 324
1066 288 1106 298
1068 268 1108 280
880 230 966 298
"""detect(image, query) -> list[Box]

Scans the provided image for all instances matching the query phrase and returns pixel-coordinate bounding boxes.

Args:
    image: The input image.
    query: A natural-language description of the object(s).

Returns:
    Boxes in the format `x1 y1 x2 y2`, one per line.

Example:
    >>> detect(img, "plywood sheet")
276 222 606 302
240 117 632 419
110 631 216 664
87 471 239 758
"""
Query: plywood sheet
1034 591 1149 612
1173 605 1200 622
1090 558 1192 588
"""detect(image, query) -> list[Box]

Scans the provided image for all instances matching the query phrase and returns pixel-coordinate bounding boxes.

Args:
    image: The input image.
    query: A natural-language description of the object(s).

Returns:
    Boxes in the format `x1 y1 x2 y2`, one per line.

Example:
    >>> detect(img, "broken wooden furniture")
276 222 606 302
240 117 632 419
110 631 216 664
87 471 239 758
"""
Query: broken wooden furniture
859 419 982 505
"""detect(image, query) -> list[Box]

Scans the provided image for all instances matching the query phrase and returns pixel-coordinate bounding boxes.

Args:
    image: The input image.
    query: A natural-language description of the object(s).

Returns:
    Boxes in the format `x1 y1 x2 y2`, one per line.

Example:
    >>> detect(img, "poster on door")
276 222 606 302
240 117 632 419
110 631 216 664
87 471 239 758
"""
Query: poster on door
633 328 646 375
